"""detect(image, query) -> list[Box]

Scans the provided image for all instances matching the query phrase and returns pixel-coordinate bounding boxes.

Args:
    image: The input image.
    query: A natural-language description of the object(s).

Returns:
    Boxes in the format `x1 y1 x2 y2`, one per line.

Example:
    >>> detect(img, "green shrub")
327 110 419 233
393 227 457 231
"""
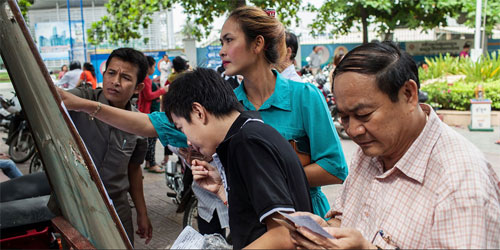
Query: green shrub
460 51 500 82
419 51 500 83
422 80 500 111
419 53 461 81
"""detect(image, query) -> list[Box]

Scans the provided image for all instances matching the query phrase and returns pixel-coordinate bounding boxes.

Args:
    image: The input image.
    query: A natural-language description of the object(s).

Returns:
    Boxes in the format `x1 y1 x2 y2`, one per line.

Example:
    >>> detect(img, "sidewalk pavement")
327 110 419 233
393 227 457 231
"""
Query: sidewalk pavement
2 125 499 249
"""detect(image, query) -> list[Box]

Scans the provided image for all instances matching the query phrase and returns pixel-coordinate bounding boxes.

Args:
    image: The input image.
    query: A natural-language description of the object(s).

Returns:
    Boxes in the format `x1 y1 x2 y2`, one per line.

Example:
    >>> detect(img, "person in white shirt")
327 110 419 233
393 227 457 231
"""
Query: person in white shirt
309 46 322 75
276 32 303 82
57 61 82 89
159 54 172 86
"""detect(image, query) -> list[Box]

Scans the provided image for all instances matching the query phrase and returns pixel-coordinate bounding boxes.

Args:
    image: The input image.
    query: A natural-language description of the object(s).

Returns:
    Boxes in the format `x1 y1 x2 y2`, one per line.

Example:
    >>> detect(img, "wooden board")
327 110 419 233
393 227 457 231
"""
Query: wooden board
0 1 131 248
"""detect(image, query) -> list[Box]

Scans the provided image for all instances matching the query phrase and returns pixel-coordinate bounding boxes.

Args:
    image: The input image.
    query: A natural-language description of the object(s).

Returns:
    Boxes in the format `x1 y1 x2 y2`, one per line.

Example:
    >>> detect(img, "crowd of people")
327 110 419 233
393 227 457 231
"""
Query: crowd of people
50 5 500 249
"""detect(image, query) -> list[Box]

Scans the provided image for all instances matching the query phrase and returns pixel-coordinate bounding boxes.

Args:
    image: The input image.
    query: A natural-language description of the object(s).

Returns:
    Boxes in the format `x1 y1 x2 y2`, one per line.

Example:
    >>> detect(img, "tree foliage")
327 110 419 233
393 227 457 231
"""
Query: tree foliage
307 0 462 44
457 0 500 35
16 0 33 22
87 0 302 45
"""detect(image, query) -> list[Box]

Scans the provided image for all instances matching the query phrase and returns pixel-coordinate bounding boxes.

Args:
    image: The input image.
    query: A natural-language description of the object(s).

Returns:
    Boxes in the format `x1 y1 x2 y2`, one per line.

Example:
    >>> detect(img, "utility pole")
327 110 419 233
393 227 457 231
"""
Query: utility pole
471 0 483 62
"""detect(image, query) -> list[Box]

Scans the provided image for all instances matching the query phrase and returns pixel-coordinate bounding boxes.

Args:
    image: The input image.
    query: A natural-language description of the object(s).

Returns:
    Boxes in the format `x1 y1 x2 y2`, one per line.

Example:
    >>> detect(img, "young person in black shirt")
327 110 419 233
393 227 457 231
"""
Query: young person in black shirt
163 68 312 249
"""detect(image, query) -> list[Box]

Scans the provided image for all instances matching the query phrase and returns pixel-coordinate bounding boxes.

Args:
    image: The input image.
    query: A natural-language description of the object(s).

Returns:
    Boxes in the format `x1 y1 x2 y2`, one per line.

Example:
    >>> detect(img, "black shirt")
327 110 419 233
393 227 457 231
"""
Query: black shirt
215 111 312 249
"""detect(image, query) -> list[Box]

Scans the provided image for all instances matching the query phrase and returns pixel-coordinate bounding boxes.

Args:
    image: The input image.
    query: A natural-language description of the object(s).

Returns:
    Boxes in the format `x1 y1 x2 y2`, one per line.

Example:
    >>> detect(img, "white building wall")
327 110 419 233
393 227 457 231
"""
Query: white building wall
27 6 172 69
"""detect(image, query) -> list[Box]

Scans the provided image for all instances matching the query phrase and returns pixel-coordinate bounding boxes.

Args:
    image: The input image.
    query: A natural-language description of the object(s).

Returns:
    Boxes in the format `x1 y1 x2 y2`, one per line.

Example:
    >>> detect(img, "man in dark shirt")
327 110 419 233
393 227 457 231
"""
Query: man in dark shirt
65 48 152 245
163 68 312 249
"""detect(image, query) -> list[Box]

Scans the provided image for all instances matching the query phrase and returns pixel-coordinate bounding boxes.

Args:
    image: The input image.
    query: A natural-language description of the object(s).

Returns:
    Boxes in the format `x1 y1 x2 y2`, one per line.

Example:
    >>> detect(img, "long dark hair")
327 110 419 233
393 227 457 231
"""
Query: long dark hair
83 62 96 78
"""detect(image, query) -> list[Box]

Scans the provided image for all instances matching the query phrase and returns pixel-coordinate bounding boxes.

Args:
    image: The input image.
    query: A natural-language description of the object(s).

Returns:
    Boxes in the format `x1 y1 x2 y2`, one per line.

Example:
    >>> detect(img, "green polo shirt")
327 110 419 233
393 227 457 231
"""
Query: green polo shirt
234 70 348 217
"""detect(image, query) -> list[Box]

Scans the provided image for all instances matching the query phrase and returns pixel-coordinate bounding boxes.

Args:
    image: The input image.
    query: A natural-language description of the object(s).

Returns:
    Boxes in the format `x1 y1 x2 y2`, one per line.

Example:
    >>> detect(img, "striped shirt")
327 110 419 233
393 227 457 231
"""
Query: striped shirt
332 104 500 249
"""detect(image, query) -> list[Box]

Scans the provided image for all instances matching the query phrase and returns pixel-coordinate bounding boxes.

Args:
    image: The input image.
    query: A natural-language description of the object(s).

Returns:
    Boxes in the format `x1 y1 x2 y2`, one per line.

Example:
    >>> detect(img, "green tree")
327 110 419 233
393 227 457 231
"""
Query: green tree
307 0 462 44
17 0 33 22
87 0 301 45
457 0 500 36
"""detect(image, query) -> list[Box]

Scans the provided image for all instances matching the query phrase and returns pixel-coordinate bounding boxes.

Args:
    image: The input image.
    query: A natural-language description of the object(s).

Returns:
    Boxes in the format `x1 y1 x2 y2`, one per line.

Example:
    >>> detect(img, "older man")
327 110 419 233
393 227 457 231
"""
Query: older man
290 42 500 249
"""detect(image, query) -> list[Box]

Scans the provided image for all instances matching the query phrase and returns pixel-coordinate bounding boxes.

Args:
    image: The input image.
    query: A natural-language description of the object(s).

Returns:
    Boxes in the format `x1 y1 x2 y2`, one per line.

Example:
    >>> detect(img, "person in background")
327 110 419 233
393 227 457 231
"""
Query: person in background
309 45 322 75
76 62 97 89
58 48 153 246
57 61 82 89
276 31 303 82
165 56 189 86
289 41 500 249
216 64 240 89
137 56 168 173
58 64 68 80
159 54 172 86
459 43 471 58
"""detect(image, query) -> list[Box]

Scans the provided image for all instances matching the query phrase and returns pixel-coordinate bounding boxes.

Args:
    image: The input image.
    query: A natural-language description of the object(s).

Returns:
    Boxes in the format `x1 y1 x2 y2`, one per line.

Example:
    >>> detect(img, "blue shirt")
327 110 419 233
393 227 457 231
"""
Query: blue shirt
234 70 348 217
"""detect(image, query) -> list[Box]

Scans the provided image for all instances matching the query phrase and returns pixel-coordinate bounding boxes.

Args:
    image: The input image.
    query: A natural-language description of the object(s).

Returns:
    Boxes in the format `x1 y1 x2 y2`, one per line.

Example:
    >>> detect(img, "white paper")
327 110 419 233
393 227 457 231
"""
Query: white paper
171 226 205 249
279 211 335 239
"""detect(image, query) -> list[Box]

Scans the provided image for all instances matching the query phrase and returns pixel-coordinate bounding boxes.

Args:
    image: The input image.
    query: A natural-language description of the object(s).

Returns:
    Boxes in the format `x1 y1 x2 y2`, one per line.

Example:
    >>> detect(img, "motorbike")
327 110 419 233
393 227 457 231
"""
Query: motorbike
164 148 199 230
0 92 21 131
5 111 36 163
30 151 44 173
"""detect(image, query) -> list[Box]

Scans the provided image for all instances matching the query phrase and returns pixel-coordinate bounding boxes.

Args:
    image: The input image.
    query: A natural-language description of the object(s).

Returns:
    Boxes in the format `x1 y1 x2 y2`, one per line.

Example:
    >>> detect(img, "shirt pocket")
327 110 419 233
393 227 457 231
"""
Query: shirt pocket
119 139 137 156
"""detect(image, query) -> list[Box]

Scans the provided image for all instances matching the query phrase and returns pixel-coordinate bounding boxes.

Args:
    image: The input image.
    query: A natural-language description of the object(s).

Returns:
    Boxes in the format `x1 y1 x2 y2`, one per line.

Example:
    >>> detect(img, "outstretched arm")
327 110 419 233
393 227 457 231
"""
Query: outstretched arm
58 88 158 137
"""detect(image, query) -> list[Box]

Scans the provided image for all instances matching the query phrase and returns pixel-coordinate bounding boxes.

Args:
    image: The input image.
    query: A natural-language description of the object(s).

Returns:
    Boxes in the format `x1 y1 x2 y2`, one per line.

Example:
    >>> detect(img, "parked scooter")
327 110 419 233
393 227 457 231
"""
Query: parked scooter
165 147 201 230
5 111 36 163
0 92 21 131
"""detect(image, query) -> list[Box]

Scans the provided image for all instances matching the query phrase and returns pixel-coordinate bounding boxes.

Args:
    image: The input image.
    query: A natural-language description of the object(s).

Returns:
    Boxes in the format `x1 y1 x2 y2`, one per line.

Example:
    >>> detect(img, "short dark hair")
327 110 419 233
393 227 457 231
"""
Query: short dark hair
146 56 156 67
163 68 243 123
172 56 188 73
333 41 419 102
105 48 148 85
69 61 81 70
312 45 317 50
463 43 471 49
285 32 298 61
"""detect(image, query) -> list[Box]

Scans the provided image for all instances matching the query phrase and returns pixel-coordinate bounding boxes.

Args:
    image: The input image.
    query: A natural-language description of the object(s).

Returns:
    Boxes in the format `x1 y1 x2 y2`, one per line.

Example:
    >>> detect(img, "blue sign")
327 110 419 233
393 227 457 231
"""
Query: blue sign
90 51 174 84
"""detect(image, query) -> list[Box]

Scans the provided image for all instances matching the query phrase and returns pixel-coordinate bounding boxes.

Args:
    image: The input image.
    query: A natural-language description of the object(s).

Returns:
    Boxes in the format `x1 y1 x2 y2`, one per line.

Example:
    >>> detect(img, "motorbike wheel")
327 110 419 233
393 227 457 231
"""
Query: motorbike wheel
182 197 199 231
9 130 36 163
29 153 44 173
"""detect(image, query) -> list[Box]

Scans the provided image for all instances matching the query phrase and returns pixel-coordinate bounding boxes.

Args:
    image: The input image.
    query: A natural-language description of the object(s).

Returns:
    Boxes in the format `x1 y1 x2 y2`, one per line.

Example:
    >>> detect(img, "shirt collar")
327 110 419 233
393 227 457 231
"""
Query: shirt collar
222 111 261 143
380 104 442 183
234 69 291 111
